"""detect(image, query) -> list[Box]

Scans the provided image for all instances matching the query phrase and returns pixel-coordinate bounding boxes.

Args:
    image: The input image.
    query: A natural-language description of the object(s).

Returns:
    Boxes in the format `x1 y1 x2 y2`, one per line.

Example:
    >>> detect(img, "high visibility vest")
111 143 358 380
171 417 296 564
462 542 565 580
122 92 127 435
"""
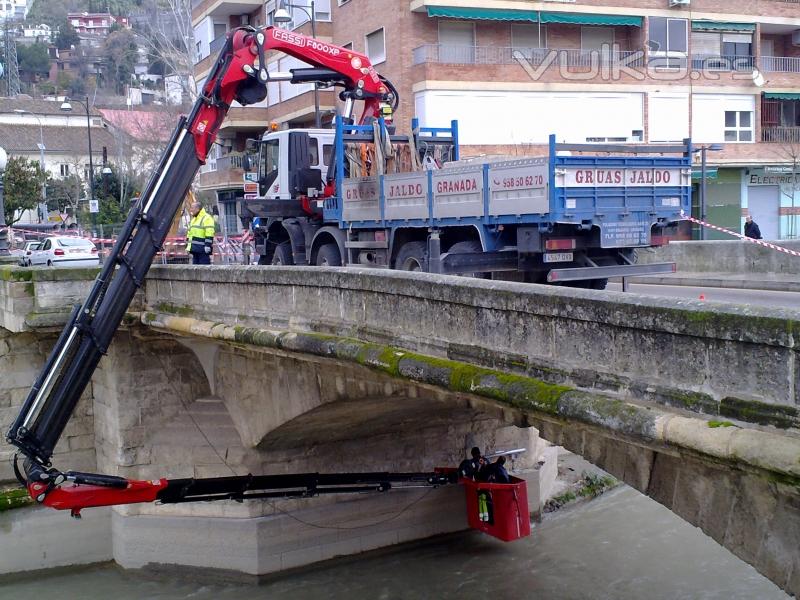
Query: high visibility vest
186 209 215 254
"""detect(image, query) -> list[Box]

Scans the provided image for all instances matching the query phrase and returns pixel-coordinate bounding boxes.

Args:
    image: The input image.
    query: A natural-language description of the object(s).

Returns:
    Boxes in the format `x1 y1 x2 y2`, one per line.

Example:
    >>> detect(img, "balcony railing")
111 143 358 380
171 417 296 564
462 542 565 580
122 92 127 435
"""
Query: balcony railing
759 55 800 73
762 126 800 143
690 54 755 71
412 44 645 68
215 153 246 171
210 34 227 55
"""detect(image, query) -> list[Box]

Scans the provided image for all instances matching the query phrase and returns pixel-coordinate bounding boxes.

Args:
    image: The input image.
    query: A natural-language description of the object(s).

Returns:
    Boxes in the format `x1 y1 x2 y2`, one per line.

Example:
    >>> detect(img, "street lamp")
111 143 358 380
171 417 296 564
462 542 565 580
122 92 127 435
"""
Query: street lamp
0 146 9 256
274 1 321 128
60 96 97 233
13 109 47 222
694 144 723 241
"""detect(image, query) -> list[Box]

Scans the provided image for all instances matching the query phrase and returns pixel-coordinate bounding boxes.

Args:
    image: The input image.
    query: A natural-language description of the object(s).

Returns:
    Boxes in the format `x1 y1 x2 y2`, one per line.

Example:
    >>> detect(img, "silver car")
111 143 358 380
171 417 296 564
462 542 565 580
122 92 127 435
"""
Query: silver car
30 236 100 268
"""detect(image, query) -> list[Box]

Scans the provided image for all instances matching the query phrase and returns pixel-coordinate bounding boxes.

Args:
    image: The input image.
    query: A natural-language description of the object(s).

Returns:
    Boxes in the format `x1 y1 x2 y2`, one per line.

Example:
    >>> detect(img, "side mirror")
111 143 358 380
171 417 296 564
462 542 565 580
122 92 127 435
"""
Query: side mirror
241 154 252 172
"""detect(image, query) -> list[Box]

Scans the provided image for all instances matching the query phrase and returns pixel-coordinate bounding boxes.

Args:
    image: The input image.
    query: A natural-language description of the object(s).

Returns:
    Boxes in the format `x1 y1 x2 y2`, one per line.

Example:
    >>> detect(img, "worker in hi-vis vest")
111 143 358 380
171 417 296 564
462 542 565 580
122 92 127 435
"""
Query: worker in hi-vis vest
186 202 215 264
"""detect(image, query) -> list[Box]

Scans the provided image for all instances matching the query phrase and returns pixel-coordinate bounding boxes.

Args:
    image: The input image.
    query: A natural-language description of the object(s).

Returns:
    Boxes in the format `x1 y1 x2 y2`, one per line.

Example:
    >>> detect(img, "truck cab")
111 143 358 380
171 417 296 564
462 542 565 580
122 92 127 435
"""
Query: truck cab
248 128 334 218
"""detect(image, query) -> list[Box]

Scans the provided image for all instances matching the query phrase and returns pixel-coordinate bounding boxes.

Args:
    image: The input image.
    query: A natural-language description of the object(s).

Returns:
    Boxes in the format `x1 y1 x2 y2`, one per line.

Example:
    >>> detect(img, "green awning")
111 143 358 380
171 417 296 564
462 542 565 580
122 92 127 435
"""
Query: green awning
539 12 642 26
426 7 537 21
692 169 718 180
691 20 755 32
764 92 800 100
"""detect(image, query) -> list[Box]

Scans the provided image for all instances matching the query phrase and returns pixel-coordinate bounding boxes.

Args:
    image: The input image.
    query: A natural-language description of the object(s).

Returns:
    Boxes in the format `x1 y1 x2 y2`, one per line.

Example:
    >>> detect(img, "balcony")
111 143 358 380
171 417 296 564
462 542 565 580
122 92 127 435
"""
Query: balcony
760 56 800 73
690 54 755 71
762 127 800 143
196 152 247 191
209 34 227 55
411 44 645 68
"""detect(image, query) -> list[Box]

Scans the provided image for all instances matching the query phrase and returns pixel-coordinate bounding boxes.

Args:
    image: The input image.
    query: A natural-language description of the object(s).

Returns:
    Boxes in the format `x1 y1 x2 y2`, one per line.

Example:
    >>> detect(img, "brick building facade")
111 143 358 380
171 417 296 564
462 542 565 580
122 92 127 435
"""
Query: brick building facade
192 0 800 239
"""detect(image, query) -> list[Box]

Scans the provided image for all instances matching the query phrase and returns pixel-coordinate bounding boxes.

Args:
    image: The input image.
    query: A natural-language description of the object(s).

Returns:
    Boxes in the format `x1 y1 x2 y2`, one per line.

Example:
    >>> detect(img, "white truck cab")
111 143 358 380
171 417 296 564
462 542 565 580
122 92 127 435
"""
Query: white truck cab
255 128 335 202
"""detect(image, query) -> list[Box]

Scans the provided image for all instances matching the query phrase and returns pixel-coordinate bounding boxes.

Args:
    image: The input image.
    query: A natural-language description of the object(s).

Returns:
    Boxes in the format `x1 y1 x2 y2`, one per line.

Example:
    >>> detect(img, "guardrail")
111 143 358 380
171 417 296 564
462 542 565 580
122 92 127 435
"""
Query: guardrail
411 44 645 68
762 126 800 143
759 55 800 73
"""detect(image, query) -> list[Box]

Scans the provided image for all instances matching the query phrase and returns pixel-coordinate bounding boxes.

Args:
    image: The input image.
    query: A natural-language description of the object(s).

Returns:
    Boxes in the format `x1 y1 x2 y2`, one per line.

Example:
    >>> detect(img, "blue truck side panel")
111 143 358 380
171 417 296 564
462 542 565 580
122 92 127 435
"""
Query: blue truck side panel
325 119 692 247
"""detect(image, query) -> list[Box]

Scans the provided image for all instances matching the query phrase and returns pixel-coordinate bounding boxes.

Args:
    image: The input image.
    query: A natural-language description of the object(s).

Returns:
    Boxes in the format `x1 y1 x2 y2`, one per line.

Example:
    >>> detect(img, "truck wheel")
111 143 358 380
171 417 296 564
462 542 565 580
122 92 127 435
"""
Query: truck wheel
395 241 427 271
447 240 488 278
315 243 341 267
271 242 294 266
589 278 608 290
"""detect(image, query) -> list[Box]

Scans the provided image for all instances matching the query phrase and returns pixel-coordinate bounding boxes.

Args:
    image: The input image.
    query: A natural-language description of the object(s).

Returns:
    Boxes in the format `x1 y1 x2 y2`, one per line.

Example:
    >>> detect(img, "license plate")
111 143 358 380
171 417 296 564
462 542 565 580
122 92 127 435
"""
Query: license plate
69 249 83 253
543 252 573 263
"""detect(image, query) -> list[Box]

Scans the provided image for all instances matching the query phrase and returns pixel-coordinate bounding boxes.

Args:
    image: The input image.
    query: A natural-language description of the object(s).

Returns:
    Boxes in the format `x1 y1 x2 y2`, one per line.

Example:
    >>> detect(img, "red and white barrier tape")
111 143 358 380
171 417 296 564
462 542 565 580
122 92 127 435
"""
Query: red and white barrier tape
683 215 800 259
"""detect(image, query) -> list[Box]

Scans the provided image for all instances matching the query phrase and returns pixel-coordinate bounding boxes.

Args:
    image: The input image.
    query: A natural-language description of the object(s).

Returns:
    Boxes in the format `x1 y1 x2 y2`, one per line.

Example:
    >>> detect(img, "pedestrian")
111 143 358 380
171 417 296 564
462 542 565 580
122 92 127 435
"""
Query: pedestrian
186 202 215 264
459 447 487 480
744 215 762 240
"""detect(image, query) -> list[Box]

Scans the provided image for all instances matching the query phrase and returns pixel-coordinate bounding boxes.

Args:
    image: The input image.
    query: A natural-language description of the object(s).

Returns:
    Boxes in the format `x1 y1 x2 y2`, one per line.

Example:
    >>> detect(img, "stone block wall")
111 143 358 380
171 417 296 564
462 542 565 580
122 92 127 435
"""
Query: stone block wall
144 266 800 428
640 239 800 274
0 328 96 481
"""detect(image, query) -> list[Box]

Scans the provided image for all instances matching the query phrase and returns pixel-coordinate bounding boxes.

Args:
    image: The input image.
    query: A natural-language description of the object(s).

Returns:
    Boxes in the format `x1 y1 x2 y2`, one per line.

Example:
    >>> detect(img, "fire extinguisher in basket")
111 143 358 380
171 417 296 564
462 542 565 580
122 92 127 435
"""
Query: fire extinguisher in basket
478 491 494 524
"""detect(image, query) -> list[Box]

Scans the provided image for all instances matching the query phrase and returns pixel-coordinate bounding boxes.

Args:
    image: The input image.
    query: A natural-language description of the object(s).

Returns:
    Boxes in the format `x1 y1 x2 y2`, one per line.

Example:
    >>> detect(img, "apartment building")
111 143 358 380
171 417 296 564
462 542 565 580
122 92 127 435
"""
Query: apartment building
192 0 800 240
68 12 131 48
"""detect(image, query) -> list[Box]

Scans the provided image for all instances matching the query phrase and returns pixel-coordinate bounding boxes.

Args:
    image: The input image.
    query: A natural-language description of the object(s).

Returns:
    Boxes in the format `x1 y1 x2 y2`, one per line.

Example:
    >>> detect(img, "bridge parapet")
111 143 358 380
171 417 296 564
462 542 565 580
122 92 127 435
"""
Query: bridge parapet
0 266 98 333
145 265 799 431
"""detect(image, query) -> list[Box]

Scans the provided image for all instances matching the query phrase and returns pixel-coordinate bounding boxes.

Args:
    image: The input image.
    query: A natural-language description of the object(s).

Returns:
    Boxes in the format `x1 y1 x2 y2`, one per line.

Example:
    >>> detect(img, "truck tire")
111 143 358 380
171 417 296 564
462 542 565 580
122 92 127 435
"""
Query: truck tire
447 240 488 278
395 241 427 271
315 243 341 267
271 241 294 266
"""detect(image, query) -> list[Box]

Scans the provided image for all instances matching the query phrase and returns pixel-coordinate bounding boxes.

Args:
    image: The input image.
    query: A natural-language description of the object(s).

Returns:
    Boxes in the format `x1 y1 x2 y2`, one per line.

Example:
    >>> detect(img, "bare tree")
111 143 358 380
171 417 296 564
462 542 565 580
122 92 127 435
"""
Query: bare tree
135 0 196 102
770 142 800 239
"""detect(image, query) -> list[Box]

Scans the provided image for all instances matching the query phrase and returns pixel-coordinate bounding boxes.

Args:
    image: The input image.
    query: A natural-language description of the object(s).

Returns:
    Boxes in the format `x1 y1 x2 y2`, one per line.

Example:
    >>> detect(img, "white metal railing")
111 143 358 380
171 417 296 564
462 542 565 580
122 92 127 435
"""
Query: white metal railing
411 44 645 68
762 126 800 143
690 54 755 71
760 55 800 73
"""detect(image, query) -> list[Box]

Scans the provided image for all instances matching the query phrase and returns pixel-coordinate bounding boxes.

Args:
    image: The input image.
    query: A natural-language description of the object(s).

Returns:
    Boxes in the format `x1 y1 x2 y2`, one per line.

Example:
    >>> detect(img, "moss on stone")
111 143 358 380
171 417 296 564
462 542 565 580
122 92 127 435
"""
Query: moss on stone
708 420 736 428
720 397 798 429
23 281 34 296
0 487 32 512
664 389 718 414
154 302 195 317
0 267 32 282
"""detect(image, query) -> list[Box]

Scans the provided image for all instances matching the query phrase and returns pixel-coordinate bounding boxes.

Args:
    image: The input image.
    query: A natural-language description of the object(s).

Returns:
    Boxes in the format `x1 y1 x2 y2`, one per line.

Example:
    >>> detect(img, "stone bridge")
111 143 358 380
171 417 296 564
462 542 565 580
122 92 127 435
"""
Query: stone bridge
1 265 798 596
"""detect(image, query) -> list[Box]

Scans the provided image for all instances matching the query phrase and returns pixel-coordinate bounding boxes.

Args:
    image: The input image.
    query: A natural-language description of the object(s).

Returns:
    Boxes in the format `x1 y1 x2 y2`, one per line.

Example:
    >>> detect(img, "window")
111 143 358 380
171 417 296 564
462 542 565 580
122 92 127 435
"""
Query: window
60 164 70 176
365 28 386 64
322 144 333 166
213 23 227 39
438 21 474 64
259 139 280 192
649 17 687 68
724 111 753 142
691 31 752 70
511 24 546 51
341 41 353 50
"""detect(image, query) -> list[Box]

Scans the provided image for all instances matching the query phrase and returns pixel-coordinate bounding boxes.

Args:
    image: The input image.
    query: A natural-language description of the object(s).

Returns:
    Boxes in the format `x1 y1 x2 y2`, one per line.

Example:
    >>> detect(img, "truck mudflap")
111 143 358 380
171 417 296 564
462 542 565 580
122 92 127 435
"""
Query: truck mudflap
547 262 676 282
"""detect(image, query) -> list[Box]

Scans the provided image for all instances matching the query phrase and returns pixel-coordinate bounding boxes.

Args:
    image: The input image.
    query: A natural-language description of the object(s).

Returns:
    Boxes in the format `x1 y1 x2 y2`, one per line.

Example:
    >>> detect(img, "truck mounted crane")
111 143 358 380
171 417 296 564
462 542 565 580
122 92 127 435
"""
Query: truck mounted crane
4 26 460 518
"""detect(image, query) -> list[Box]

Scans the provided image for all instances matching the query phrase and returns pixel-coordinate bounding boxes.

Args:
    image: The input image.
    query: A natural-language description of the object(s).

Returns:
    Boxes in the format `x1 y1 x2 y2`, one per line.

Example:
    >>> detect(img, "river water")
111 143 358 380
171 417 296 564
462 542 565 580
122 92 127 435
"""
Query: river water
1 486 787 600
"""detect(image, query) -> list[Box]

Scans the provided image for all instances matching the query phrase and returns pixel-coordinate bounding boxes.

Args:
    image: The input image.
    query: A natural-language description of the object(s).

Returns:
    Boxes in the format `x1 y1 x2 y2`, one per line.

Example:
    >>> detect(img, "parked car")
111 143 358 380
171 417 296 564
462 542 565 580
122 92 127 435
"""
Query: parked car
29 236 99 268
18 241 42 266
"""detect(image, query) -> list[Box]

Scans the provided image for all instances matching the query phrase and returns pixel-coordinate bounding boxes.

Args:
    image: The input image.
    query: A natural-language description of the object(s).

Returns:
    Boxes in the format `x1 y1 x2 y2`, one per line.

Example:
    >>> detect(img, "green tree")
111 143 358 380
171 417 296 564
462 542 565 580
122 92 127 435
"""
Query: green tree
92 167 136 225
26 0 68 30
103 29 138 94
56 71 86 96
46 174 83 217
3 157 45 226
17 43 51 80
54 22 80 50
